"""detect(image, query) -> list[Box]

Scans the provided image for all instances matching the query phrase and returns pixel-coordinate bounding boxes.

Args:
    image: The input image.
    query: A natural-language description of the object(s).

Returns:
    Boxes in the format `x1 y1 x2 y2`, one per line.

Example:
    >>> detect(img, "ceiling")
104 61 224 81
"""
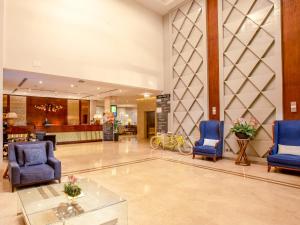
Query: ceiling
3 69 160 105
134 0 186 15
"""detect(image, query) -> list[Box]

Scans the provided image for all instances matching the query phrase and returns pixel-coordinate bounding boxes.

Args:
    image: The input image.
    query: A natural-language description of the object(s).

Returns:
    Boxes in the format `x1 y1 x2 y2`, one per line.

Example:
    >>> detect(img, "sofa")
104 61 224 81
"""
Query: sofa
8 141 61 192
193 120 224 161
267 120 300 172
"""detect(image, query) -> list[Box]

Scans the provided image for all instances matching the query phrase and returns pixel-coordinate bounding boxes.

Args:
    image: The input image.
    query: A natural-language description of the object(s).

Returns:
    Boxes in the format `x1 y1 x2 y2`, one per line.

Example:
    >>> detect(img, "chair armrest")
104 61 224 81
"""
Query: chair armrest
215 140 221 148
268 145 277 155
195 138 204 147
48 157 61 180
8 161 20 185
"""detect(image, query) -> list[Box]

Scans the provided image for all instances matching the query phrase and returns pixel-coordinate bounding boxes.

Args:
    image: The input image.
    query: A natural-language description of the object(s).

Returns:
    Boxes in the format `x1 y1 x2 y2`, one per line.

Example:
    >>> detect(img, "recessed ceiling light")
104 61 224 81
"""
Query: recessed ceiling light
97 87 100 90
143 93 151 98
70 84 74 88
39 80 43 84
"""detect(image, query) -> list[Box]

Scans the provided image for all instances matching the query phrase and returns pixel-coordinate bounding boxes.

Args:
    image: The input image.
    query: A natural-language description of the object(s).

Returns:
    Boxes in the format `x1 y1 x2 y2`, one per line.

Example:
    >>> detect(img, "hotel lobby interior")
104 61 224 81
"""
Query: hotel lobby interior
0 0 300 225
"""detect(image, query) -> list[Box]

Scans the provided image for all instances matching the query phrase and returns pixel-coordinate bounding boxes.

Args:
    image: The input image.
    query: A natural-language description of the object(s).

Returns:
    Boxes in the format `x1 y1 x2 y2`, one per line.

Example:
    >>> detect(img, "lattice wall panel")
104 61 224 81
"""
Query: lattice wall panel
221 0 282 158
171 0 207 144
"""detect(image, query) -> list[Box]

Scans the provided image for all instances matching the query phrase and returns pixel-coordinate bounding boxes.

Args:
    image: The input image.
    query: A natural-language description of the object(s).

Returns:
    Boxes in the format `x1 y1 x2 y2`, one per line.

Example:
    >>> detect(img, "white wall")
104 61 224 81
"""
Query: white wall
118 107 137 125
163 0 208 143
4 0 164 90
0 0 4 164
219 0 282 160
90 100 104 120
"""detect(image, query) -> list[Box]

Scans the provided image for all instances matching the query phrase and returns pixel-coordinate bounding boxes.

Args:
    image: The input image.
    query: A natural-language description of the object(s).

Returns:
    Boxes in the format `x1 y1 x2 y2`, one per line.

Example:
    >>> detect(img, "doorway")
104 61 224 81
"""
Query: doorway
145 111 155 139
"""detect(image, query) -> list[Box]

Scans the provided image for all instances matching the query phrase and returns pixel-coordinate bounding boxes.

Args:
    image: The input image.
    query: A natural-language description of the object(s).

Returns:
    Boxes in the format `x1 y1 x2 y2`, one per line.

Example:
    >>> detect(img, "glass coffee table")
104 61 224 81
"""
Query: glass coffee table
17 178 127 225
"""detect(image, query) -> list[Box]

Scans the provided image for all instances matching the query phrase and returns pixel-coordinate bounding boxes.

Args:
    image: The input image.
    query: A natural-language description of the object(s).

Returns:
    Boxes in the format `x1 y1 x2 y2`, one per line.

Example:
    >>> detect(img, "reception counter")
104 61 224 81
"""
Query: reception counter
7 125 103 144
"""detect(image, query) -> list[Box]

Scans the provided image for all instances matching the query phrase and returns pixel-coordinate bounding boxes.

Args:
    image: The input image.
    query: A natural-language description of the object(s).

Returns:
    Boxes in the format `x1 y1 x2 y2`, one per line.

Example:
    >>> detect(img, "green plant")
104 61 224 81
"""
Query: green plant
231 118 258 138
64 175 81 197
113 119 121 133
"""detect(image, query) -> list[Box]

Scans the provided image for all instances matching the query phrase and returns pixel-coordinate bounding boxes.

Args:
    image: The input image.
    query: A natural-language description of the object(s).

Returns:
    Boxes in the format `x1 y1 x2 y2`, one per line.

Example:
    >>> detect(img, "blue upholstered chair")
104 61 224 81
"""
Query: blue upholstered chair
8 141 61 192
267 120 300 172
193 120 224 161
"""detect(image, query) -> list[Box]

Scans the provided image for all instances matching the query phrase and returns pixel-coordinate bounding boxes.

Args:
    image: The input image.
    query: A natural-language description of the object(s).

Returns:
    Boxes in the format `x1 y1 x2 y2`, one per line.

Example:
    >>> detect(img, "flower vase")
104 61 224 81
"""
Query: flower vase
235 132 250 139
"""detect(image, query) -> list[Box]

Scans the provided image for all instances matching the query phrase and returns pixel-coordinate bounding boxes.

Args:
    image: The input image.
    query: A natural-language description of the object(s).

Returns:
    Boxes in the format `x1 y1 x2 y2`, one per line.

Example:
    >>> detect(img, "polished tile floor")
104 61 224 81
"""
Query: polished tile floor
1 136 300 225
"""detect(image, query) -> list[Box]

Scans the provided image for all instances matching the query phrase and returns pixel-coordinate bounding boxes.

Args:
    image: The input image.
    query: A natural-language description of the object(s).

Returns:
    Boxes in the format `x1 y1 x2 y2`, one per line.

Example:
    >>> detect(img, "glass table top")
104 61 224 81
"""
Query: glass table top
17 178 126 225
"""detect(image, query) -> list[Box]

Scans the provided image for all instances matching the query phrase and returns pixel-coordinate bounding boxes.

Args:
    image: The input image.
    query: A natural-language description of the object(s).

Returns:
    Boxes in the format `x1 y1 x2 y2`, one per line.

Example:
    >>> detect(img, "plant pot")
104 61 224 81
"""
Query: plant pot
235 132 250 139
114 133 119 142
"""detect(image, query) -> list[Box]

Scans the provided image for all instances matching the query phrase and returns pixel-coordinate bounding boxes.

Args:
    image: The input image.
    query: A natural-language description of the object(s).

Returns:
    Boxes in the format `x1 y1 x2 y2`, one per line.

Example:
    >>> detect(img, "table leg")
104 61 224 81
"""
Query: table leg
235 140 250 166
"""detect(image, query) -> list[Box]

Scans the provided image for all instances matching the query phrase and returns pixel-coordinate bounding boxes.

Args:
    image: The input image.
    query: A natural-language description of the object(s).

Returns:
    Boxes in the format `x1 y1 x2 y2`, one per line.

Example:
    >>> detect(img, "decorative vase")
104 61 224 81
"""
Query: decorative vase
235 132 250 139
114 133 119 142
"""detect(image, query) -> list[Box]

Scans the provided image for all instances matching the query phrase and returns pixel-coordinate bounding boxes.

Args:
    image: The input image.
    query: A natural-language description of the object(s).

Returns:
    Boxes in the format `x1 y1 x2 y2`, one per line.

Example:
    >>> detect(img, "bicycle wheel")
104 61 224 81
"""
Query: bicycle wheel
150 136 161 149
177 141 193 155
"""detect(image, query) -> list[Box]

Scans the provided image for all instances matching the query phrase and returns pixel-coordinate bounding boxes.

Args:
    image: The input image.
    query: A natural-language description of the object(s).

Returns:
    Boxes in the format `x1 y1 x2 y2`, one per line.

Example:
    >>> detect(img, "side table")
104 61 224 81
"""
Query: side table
235 138 250 166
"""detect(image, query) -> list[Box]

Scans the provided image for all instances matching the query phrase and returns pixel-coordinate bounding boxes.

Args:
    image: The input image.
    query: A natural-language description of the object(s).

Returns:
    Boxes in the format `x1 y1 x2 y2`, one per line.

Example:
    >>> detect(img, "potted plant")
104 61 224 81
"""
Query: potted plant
231 118 258 139
113 119 121 142
64 175 81 200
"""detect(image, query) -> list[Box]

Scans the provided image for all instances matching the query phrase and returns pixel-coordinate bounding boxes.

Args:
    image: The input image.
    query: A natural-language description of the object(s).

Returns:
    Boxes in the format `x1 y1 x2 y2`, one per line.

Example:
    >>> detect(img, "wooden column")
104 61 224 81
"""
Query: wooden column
282 0 300 119
207 0 220 120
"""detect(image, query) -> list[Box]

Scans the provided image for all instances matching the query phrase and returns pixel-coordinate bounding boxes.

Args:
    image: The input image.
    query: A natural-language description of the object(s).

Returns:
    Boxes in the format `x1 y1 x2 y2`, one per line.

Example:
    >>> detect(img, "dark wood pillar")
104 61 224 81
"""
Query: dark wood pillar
282 0 300 119
207 0 220 120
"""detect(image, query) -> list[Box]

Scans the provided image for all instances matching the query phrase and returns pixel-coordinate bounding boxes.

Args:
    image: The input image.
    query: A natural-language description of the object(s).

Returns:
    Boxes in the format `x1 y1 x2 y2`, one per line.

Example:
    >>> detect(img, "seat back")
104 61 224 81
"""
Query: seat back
8 141 54 164
200 120 223 140
274 120 300 147
36 131 46 141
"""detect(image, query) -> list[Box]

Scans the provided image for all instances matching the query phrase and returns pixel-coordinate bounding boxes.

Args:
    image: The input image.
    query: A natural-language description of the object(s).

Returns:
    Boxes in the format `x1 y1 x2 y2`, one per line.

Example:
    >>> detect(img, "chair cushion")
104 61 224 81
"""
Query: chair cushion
194 145 216 155
267 154 300 167
15 146 25 166
203 138 219 147
20 164 54 184
24 147 47 166
15 143 47 166
278 144 300 156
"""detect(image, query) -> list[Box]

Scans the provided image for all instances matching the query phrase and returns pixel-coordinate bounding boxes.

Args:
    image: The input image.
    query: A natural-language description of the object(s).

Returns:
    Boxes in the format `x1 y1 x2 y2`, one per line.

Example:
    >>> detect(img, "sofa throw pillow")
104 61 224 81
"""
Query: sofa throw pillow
203 139 219 147
15 146 25 166
278 144 300 156
24 147 47 166
16 143 47 166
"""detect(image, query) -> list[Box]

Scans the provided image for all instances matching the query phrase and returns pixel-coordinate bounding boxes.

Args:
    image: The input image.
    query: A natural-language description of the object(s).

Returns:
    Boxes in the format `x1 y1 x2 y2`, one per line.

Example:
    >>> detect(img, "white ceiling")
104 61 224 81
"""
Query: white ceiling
3 69 160 104
134 0 186 15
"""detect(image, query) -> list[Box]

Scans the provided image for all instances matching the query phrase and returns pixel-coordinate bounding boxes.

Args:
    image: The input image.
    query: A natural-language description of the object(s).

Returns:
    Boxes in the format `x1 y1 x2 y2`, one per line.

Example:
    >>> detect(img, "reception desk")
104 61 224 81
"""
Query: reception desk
7 125 103 144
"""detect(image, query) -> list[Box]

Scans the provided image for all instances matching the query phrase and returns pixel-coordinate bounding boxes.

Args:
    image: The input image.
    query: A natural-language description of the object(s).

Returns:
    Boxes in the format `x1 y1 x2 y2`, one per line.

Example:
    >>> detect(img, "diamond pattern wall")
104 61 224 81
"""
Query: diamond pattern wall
221 0 282 158
171 0 207 144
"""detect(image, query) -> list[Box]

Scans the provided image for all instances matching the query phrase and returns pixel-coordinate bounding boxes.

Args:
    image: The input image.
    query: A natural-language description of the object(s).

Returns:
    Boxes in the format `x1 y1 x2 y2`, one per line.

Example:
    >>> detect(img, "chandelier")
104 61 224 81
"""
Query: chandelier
34 103 63 112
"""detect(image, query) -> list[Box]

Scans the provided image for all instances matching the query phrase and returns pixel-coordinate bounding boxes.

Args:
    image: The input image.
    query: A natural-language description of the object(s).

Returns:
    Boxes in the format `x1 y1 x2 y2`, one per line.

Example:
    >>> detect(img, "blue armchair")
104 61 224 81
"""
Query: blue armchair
8 141 61 192
193 120 224 161
267 120 300 172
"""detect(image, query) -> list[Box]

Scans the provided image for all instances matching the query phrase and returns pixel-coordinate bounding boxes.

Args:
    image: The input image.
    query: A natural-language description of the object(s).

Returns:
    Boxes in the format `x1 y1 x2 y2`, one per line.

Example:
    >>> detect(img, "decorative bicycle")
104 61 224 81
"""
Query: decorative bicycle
150 132 193 155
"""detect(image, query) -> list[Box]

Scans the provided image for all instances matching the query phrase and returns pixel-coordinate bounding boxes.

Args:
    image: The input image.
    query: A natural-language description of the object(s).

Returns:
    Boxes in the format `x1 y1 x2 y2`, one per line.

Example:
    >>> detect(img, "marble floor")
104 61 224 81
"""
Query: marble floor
1 136 300 225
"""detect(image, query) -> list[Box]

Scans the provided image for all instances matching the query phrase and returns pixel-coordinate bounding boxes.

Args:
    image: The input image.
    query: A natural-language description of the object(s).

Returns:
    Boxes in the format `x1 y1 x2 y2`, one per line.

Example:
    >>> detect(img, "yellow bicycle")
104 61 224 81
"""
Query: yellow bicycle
150 132 193 155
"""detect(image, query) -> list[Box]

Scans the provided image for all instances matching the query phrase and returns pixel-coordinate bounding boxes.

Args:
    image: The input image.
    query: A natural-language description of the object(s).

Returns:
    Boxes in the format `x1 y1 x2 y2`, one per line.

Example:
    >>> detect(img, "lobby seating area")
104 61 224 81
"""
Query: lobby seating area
8 141 61 192
193 120 224 161
267 120 300 172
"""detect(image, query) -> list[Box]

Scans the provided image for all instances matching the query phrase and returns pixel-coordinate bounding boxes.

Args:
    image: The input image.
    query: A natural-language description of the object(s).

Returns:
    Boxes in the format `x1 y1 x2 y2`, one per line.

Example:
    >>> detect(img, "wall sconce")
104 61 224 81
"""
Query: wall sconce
34 104 63 112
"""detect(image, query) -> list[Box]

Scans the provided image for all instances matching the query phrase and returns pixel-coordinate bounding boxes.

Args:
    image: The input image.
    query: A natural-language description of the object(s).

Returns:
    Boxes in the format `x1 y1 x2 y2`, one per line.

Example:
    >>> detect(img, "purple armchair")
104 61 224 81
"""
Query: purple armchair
8 141 61 192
